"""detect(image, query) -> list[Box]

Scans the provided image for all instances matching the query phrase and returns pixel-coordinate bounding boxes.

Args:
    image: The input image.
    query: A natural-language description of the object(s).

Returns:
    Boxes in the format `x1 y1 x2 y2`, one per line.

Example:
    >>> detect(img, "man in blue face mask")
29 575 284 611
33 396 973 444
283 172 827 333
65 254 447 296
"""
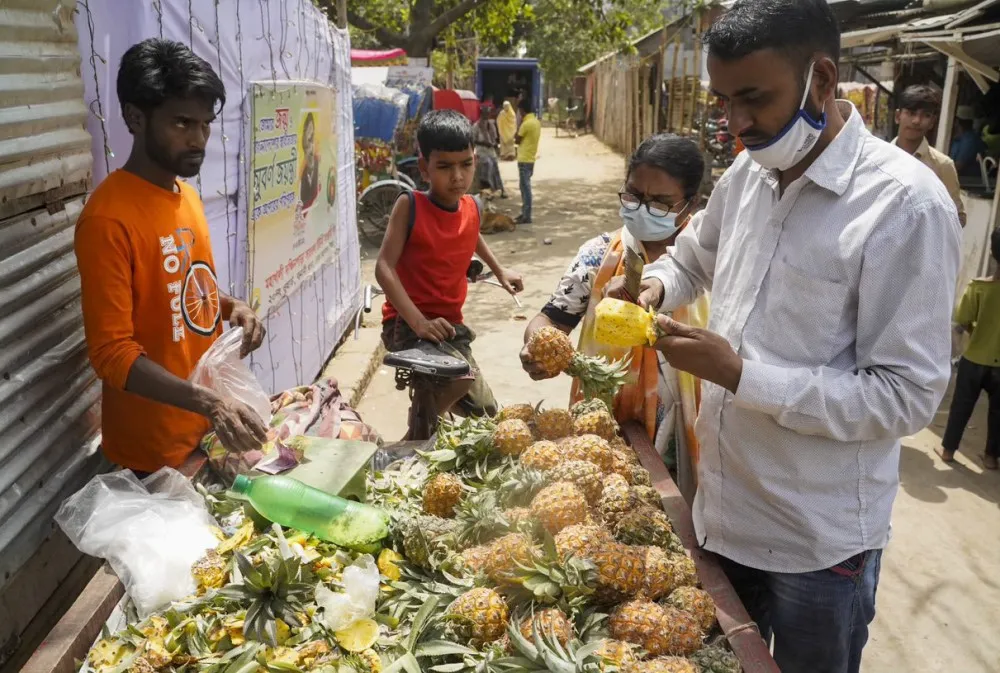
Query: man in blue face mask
607 1 961 671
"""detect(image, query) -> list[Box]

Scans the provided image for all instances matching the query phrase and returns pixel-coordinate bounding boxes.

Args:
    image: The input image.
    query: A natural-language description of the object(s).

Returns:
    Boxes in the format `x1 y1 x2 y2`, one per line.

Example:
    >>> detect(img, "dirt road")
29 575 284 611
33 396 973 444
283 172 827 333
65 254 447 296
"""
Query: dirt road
352 128 1000 672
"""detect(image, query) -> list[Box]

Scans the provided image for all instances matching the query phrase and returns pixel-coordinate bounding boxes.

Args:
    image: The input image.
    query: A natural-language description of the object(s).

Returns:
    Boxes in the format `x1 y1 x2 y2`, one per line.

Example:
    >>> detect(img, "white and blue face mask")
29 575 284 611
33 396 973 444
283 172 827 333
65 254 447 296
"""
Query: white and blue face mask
744 62 827 171
619 202 687 243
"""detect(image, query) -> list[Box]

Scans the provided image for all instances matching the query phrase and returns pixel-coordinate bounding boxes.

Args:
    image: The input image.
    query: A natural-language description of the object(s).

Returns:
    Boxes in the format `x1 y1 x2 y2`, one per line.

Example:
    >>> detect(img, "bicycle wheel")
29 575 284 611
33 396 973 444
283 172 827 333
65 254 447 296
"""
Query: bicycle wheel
358 183 406 247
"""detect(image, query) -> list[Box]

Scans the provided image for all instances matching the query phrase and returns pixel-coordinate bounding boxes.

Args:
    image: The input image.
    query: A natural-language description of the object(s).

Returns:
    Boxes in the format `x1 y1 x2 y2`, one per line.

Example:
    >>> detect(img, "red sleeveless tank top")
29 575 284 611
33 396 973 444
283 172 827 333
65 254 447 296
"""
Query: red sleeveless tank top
383 192 481 325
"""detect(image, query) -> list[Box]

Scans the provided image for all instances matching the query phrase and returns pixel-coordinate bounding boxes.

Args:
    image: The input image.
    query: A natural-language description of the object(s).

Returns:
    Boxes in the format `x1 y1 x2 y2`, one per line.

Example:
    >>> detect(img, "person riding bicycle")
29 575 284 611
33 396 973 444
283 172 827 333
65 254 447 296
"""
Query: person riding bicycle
375 110 523 421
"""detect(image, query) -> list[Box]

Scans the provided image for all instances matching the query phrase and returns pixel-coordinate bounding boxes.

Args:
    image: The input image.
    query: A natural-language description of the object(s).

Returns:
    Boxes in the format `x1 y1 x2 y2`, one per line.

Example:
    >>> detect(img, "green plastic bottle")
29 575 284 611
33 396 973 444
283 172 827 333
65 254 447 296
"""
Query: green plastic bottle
231 474 389 552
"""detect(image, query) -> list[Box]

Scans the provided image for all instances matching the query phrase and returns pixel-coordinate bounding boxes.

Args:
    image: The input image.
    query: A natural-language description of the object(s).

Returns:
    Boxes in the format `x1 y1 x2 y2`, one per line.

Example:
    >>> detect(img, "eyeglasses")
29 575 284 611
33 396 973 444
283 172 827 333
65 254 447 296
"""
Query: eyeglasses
619 190 687 218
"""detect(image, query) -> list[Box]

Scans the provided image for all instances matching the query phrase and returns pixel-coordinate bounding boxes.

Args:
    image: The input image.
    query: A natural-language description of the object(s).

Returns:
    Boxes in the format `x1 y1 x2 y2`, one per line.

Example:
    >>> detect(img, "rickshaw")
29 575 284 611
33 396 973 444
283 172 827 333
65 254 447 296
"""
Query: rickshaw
353 83 426 246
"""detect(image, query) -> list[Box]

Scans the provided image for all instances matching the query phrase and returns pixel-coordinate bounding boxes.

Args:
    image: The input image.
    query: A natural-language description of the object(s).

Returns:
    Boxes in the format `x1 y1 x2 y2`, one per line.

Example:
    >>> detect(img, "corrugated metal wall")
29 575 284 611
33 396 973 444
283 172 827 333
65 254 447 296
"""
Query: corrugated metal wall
0 0 108 664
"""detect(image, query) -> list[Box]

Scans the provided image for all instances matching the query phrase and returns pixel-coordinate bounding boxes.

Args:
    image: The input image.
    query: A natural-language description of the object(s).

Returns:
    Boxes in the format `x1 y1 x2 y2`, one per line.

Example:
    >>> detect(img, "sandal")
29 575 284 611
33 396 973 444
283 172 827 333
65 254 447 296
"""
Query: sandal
980 453 998 470
935 447 956 463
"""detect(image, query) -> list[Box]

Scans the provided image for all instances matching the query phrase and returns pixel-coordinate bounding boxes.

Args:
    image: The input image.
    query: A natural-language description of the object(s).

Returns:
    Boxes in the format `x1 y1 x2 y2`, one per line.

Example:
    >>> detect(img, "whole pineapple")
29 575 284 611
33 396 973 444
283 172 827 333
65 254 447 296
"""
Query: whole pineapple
609 600 703 657
614 505 675 548
574 408 618 441
623 658 699 673
493 419 534 456
422 472 464 518
588 542 647 601
520 440 563 471
570 398 611 419
518 607 573 646
634 485 663 509
664 586 717 633
526 326 630 402
398 515 458 569
448 588 510 646
667 552 700 589
547 459 605 504
496 403 537 425
626 463 653 487
554 523 615 562
484 533 538 585
535 407 574 440
595 640 640 670
563 434 615 473
598 473 639 526
530 481 589 534
502 506 536 532
643 546 683 600
688 644 741 673
457 544 492 576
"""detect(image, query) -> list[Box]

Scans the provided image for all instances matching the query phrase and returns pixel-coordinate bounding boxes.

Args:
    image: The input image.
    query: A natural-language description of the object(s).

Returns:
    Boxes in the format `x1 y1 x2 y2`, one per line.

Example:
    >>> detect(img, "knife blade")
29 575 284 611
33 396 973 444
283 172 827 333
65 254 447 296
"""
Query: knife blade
622 244 644 303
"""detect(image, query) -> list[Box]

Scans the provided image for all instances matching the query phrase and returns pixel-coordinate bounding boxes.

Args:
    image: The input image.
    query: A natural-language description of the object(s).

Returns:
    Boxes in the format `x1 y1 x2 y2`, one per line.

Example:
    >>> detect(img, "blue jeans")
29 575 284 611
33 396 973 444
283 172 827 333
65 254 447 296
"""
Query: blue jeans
717 549 882 673
518 162 534 220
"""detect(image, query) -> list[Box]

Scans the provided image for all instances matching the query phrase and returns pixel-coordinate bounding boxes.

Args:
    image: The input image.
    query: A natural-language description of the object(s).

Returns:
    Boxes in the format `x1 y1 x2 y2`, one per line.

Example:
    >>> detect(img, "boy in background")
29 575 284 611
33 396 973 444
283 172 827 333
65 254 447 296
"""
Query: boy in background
376 110 523 423
892 85 966 226
515 98 541 224
938 228 1000 469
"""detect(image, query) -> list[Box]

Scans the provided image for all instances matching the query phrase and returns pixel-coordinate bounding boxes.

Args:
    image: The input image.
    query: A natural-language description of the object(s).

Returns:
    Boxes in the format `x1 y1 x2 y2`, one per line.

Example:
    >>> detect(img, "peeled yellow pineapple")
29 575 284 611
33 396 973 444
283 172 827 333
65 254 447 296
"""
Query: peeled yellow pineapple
594 298 661 348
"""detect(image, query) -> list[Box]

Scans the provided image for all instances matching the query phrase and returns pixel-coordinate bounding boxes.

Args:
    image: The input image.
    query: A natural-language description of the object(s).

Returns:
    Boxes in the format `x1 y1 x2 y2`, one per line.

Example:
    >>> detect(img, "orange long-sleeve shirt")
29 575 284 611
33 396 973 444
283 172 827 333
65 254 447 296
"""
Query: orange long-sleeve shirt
75 170 223 471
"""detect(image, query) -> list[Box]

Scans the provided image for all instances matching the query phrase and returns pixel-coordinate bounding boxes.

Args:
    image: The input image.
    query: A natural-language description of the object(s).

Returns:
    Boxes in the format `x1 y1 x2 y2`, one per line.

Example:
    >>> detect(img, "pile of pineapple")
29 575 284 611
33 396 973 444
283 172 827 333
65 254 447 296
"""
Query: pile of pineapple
370 398 743 673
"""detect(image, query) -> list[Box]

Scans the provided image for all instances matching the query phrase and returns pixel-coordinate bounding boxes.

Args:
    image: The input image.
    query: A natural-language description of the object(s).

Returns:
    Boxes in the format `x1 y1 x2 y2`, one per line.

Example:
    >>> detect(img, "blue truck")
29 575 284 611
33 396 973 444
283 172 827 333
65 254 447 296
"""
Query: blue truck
475 57 542 114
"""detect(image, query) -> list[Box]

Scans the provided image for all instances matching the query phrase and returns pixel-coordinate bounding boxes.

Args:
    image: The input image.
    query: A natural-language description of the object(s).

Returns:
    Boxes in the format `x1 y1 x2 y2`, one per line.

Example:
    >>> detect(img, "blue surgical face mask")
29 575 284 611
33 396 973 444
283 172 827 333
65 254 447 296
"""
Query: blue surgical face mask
619 204 683 242
744 61 827 171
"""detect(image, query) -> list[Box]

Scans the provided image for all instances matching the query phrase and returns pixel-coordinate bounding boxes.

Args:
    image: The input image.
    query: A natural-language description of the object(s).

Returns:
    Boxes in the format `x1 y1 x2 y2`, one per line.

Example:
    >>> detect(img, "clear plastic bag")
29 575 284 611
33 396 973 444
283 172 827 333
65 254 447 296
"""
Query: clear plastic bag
55 469 221 617
315 554 380 631
190 327 272 425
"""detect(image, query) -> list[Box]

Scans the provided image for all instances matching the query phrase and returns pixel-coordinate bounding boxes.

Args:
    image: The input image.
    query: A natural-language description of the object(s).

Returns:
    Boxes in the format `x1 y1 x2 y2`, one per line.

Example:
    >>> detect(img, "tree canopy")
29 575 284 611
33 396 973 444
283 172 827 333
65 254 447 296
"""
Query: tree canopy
335 0 690 88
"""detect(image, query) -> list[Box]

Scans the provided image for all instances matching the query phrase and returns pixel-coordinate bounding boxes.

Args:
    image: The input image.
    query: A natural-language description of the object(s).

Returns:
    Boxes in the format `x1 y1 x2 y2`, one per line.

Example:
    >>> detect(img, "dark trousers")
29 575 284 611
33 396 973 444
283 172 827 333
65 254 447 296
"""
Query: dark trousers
942 357 1000 456
717 550 881 673
518 162 534 220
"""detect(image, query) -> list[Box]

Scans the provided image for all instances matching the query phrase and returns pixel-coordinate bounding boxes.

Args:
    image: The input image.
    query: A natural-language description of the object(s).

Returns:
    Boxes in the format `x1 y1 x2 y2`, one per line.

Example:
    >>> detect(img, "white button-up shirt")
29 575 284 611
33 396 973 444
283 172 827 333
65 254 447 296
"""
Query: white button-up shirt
644 102 961 573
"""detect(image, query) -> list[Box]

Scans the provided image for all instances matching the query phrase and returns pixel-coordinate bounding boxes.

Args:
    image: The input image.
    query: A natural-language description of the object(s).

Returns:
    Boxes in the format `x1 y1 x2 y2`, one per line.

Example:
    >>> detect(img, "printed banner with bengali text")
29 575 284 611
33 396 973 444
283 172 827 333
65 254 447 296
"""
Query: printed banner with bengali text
249 81 339 316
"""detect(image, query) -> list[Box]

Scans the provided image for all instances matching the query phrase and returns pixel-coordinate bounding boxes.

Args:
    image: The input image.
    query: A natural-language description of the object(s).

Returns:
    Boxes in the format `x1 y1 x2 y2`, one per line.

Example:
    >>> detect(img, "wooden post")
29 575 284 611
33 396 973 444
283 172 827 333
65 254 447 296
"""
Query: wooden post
668 34 681 131
936 55 959 153
633 64 641 153
687 16 700 140
678 52 689 134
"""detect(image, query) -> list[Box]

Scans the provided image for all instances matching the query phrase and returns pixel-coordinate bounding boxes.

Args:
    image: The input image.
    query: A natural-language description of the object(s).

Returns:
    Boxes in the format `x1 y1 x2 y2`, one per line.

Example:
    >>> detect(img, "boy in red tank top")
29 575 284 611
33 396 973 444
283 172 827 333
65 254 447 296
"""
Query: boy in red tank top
376 110 523 420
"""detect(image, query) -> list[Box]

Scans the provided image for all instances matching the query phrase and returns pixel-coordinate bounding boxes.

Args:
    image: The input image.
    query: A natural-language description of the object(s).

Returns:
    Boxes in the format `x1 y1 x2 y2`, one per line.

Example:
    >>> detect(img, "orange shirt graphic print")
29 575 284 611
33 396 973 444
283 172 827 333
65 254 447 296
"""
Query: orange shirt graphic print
160 227 221 342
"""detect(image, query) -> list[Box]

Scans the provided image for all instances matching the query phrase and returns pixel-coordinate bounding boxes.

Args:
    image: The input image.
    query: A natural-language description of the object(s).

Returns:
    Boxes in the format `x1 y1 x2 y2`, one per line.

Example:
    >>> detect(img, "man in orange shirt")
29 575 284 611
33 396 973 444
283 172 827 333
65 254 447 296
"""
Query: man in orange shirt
76 39 267 474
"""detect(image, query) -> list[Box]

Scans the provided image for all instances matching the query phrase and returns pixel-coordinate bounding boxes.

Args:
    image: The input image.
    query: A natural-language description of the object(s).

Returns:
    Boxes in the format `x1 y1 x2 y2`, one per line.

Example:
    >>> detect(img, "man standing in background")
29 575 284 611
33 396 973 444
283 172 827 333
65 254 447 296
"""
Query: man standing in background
893 84 966 226
515 97 541 225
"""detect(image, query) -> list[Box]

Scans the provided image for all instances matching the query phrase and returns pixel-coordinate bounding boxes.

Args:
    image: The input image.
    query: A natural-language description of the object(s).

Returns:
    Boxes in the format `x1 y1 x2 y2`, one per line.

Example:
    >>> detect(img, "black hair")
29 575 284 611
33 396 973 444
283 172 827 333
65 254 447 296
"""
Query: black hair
302 112 316 150
898 85 941 113
417 110 473 158
117 39 225 127
992 228 1000 264
627 133 705 199
702 0 840 71
518 97 534 115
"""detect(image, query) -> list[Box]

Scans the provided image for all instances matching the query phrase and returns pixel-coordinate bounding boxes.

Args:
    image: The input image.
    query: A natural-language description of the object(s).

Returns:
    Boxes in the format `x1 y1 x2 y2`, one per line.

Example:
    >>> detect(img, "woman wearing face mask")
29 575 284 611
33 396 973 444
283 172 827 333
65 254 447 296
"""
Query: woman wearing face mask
520 133 707 473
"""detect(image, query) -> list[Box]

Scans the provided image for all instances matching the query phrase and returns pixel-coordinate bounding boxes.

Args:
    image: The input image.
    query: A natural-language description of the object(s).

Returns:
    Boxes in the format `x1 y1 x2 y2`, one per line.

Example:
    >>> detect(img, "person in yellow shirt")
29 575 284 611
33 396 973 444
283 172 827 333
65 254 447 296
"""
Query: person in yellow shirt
892 85 965 227
938 228 1000 468
515 97 541 224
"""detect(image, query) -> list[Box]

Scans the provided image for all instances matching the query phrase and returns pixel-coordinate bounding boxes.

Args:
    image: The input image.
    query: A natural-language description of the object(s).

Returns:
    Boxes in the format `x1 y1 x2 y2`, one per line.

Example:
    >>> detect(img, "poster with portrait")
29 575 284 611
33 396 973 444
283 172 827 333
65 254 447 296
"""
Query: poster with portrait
248 81 339 316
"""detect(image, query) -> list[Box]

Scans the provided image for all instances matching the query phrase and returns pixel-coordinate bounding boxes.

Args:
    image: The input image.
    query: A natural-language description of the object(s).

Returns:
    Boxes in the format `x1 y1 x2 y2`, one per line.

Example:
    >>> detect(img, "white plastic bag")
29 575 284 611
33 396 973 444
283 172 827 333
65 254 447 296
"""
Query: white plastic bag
55 469 220 617
315 554 380 631
190 327 272 425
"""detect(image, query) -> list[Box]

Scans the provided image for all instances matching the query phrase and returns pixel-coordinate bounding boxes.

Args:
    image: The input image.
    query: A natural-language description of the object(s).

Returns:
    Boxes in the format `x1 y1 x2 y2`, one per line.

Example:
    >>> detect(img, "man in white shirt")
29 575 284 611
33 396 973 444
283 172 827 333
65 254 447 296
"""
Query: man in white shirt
607 1 960 671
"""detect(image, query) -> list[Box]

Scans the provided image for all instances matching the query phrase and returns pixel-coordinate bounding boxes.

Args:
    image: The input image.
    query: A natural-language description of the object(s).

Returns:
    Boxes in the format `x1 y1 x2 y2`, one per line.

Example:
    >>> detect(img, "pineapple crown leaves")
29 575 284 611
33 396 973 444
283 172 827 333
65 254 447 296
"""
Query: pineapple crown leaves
215 552 315 647
454 490 510 547
567 354 632 408
498 612 607 673
423 417 498 473
504 537 598 610
496 464 549 509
